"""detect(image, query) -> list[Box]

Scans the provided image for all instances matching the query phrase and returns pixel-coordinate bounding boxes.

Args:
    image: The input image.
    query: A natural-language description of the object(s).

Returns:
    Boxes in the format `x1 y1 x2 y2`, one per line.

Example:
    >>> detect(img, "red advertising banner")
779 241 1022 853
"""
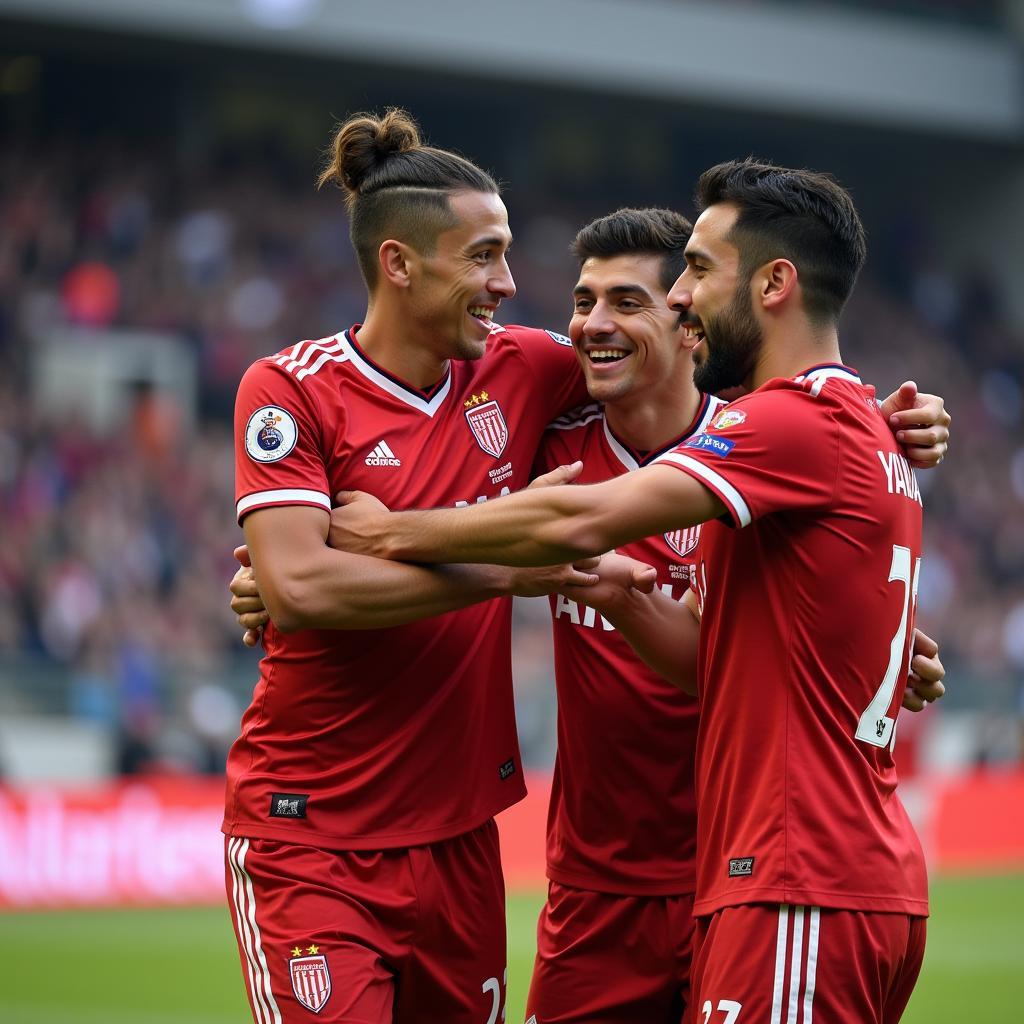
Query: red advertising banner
1 770 1022 909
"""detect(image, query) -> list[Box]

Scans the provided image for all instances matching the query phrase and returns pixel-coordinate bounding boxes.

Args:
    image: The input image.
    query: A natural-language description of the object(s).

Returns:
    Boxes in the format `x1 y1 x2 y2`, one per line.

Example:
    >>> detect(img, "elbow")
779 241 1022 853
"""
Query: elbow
263 579 323 633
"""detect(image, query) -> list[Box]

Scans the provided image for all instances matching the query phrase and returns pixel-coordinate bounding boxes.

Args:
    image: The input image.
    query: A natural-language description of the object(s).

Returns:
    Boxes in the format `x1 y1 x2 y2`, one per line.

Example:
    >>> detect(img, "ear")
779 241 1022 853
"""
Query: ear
378 239 415 289
759 258 798 311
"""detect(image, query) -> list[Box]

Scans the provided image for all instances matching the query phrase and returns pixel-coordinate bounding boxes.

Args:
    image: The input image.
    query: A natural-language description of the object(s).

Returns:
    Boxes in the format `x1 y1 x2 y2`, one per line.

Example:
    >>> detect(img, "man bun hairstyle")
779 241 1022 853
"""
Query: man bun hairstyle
695 158 867 324
571 208 693 293
319 108 501 288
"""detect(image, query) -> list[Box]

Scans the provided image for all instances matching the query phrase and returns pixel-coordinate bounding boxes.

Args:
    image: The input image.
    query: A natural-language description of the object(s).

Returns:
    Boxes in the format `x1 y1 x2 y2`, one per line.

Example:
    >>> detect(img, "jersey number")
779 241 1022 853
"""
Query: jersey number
482 970 506 1024
702 999 742 1024
855 544 921 749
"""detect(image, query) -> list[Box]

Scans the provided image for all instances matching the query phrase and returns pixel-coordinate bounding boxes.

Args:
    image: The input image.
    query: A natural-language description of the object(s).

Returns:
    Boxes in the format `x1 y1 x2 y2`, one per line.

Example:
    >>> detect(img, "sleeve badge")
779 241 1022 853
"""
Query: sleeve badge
245 406 298 463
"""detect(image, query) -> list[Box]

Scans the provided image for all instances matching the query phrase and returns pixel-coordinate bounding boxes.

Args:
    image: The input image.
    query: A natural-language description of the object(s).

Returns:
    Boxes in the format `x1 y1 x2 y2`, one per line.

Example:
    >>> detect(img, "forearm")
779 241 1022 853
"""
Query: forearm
600 588 701 695
258 547 512 631
352 468 721 568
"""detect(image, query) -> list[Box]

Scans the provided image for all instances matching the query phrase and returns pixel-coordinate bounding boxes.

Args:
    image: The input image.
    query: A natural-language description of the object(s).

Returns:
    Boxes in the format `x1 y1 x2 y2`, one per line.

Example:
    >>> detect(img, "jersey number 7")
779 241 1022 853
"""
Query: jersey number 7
855 545 921 750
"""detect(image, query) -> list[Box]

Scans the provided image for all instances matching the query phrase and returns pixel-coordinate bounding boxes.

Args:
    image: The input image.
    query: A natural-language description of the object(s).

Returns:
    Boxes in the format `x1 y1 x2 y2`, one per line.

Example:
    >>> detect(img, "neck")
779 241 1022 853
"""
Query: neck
604 381 703 453
749 317 841 390
355 300 450 389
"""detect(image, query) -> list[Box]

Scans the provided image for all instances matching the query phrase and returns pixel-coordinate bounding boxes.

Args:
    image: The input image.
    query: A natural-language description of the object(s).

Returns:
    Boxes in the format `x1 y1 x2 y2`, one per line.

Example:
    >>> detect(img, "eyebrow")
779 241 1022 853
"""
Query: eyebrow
466 234 512 251
572 283 655 301
685 248 713 266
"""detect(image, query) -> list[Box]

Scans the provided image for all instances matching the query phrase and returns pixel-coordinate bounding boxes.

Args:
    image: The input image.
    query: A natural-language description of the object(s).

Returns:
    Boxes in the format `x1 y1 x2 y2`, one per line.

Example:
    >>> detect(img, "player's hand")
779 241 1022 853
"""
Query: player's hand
329 490 392 555
879 381 950 470
527 461 583 490
902 627 946 712
562 550 658 614
230 545 269 647
505 557 600 598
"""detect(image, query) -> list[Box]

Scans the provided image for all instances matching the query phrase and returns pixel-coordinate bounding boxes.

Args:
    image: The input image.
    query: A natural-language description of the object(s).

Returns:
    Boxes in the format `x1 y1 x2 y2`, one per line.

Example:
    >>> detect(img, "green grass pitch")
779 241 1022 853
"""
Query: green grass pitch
1 874 1020 1022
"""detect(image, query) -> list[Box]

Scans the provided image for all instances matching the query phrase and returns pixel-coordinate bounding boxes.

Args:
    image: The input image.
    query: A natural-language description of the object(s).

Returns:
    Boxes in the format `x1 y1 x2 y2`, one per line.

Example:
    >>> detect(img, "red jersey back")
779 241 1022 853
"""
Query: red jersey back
655 365 928 917
536 395 724 895
227 325 586 850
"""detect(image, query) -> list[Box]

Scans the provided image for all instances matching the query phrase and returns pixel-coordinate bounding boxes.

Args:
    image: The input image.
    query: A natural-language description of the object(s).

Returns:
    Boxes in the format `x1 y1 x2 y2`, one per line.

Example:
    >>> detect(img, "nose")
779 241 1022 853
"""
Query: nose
667 274 691 313
489 258 516 300
582 302 616 338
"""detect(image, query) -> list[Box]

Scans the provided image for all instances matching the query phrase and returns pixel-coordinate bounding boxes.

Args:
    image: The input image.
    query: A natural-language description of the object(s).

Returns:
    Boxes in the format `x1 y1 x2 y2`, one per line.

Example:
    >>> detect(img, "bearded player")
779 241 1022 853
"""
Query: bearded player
232 193 947 1024
326 160 939 1023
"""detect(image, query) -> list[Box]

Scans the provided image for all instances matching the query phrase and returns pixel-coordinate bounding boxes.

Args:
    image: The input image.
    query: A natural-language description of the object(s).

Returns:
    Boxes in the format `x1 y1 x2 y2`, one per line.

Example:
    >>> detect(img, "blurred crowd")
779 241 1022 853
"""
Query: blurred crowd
0 141 1021 774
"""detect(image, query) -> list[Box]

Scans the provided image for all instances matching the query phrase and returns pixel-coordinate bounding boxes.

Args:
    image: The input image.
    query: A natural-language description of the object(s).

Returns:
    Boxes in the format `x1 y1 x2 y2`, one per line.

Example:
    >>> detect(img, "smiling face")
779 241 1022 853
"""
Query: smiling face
409 189 516 361
570 253 690 405
668 202 764 395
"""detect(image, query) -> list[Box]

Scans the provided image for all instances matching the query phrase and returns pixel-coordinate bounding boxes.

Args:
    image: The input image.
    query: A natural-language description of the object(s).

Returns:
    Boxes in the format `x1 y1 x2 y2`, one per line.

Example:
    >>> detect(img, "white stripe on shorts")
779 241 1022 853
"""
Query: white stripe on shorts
227 837 283 1024
770 904 821 1024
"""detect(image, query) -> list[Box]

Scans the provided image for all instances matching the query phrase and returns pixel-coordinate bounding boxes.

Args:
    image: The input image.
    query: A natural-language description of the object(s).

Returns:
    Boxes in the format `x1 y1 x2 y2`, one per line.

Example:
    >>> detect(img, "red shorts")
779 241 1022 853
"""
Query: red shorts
225 820 506 1024
525 881 696 1024
690 904 926 1024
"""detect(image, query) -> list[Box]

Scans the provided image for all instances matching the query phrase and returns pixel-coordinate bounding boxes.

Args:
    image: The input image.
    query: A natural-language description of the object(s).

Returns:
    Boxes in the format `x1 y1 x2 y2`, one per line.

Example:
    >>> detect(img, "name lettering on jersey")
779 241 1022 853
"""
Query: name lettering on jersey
365 439 401 467
455 485 511 508
245 406 298 463
554 583 685 632
876 450 922 505
684 433 735 458
669 563 695 584
269 793 308 818
489 460 514 486
728 856 755 877
464 391 509 458
498 758 516 780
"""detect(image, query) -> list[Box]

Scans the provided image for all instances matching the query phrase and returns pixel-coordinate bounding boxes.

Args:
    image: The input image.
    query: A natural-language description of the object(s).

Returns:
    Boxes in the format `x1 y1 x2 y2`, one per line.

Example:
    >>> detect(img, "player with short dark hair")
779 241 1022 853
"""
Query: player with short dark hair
327 158 938 1024
225 108 596 1024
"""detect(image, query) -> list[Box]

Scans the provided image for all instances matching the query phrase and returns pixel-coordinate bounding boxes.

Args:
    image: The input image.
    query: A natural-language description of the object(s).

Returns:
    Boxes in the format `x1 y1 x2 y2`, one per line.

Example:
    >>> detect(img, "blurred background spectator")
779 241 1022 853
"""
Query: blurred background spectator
0 0 1021 779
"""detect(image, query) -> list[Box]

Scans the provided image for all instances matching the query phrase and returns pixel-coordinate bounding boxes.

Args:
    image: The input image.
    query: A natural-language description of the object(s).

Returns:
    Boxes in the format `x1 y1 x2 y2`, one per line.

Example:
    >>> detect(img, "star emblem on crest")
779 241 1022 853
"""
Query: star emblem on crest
464 390 490 408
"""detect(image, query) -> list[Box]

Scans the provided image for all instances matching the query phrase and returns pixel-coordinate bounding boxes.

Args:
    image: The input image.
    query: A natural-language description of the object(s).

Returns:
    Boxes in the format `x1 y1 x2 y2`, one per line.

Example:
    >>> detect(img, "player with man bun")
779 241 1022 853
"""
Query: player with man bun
225 108 593 1024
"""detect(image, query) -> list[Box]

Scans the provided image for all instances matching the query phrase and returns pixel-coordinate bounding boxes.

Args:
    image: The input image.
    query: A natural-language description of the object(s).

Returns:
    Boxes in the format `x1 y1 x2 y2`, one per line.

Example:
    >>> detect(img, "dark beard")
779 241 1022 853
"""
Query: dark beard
692 284 762 395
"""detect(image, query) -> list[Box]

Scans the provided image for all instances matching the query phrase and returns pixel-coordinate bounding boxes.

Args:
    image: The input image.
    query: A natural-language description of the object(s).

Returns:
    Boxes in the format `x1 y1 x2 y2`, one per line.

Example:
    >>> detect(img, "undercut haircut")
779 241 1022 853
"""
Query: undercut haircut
318 108 500 288
695 158 867 324
571 208 693 292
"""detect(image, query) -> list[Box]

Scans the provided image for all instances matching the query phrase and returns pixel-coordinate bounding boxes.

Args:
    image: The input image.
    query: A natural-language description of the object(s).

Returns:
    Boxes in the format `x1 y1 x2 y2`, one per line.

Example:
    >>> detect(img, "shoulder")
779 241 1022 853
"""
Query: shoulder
489 323 576 361
245 333 351 388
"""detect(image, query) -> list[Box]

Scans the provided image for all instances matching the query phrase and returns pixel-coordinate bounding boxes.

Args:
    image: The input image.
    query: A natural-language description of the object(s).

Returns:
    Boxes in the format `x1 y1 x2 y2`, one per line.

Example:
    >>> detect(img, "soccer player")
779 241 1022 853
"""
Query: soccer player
233 200 947 1024
326 160 937 1023
225 108 596 1024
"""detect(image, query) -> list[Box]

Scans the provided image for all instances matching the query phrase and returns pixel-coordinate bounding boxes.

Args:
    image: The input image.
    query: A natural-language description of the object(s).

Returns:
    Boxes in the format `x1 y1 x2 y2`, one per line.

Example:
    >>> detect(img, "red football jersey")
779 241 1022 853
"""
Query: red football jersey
655 365 928 917
535 394 725 895
227 324 586 850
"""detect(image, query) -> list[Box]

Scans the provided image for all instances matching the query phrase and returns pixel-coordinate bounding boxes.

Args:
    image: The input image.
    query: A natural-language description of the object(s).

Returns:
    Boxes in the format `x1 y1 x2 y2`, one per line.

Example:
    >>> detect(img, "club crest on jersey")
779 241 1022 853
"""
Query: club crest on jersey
245 406 298 463
289 947 331 1013
711 408 747 430
664 525 701 559
464 391 508 459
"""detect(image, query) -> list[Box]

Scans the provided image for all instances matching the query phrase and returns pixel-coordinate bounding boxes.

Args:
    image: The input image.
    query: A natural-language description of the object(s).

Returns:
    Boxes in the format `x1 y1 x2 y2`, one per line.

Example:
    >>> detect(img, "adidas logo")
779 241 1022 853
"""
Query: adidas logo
365 440 401 467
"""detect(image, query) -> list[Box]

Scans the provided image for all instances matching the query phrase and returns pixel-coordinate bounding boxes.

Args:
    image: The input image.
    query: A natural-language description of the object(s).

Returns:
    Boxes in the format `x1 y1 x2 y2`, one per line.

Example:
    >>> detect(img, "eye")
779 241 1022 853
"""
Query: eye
473 251 492 264
618 299 641 311
573 298 593 312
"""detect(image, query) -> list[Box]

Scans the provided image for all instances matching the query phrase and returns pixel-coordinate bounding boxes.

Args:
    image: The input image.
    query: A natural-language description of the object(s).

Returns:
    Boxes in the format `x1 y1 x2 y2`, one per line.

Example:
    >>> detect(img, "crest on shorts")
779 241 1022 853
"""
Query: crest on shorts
464 392 508 459
289 949 331 1013
664 525 701 559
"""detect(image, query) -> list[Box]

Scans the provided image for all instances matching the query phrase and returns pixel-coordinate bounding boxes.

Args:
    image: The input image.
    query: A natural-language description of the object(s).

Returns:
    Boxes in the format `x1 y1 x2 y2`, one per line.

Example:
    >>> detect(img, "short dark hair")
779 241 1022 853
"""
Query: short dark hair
571 207 693 292
318 108 500 289
695 159 867 324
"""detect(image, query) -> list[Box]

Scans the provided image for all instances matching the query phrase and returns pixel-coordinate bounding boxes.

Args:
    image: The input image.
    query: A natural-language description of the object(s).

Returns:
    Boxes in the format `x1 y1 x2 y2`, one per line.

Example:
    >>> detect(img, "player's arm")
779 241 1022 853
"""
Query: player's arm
563 551 702 694
330 464 725 568
242 504 597 632
878 381 950 468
